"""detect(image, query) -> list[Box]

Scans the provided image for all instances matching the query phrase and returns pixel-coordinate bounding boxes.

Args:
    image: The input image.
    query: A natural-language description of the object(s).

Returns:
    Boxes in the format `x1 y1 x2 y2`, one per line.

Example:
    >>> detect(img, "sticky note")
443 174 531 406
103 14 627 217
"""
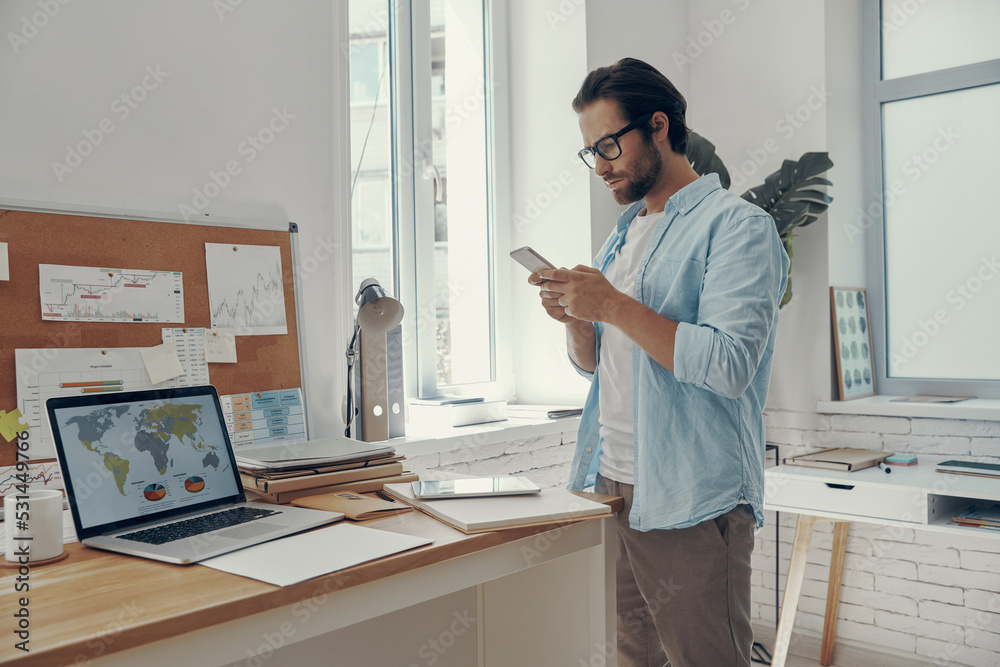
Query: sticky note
141 342 185 385
0 408 29 442
205 328 237 363
0 242 9 281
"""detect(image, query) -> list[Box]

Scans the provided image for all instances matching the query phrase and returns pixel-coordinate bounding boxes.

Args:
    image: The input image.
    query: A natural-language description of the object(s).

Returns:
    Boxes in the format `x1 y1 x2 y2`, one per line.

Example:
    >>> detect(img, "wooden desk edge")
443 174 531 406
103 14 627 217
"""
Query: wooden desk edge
1 493 622 666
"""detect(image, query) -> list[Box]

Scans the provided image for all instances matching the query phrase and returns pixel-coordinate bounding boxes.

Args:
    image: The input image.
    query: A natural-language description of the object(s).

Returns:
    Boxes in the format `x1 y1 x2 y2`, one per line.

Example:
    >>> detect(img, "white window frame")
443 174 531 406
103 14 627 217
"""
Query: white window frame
862 0 1000 398
387 0 512 401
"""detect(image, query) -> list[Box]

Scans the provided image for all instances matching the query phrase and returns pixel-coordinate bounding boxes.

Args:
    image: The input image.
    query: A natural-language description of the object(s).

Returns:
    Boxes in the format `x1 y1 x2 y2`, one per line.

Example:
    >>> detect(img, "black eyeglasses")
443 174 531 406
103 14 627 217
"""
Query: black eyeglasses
577 113 652 169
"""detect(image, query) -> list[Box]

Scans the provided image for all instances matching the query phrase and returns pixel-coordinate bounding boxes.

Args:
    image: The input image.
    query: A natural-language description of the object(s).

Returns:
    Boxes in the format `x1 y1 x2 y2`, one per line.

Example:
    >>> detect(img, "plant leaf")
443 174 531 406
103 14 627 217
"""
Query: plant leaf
740 152 834 235
687 131 731 190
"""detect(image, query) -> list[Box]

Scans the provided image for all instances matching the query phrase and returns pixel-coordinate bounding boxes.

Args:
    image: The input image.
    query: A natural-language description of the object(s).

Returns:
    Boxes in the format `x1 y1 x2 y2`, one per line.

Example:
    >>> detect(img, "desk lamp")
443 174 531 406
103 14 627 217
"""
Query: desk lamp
345 278 404 441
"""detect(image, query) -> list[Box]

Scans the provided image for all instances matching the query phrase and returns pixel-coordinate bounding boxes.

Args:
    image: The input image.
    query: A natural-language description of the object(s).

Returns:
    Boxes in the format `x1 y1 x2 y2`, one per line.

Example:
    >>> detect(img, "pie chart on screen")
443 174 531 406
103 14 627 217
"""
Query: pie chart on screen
143 483 166 501
184 476 205 493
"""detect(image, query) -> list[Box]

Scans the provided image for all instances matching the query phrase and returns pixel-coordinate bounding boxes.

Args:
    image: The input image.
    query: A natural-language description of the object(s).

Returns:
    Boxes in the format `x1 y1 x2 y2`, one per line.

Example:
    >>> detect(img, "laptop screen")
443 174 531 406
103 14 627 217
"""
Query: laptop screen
48 387 244 536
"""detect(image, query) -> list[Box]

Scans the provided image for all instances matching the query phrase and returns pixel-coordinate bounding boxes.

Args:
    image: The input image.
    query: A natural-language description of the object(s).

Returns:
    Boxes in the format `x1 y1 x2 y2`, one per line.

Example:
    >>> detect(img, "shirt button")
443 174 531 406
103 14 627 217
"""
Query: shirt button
680 207 686 213
586 447 593 453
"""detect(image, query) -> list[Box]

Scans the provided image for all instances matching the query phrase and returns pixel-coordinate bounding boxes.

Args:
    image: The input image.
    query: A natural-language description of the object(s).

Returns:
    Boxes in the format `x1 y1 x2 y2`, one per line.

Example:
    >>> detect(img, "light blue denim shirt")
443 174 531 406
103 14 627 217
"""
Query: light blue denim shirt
567 173 788 531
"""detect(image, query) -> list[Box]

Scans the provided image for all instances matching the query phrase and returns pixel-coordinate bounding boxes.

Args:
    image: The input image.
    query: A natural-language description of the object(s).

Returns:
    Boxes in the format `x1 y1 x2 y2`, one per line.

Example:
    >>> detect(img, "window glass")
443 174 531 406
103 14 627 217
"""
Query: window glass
349 0 496 394
881 1 1000 80
423 0 492 387
882 83 1000 380
349 2 394 302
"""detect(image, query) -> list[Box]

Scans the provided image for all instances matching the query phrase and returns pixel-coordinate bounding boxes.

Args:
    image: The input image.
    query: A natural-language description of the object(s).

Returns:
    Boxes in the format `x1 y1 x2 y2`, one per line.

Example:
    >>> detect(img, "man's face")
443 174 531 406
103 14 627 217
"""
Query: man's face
579 99 662 206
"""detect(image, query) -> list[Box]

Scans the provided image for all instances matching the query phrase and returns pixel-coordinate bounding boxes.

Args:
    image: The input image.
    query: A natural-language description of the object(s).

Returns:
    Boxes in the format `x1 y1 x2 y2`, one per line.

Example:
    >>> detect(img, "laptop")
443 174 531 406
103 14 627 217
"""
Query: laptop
46 386 342 565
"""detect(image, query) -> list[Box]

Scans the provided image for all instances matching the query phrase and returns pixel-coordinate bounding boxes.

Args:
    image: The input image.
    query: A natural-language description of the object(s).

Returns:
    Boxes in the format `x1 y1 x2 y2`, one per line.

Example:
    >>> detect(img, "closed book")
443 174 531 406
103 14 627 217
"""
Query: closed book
241 461 404 494
381 482 612 533
936 460 1000 478
783 448 890 472
407 399 507 428
291 491 413 520
246 472 420 504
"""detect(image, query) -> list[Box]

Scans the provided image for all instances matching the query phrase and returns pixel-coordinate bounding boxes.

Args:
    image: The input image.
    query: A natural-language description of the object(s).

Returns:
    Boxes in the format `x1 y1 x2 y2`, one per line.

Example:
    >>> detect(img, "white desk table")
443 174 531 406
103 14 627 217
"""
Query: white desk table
765 460 1000 666
0 495 619 666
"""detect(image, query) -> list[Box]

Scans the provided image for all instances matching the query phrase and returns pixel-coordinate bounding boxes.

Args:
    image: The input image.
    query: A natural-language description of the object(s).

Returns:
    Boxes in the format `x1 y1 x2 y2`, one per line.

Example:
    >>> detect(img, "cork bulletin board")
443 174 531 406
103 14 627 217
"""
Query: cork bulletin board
0 207 303 466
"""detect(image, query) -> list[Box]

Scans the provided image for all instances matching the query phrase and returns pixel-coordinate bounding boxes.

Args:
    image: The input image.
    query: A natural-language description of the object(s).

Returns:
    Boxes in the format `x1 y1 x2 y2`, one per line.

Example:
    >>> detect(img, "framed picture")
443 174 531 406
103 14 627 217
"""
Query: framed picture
831 287 876 400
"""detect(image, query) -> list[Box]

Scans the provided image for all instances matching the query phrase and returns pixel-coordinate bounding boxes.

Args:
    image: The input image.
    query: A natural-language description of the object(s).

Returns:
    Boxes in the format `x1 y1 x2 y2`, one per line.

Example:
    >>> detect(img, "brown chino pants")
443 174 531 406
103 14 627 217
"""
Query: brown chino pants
595 475 756 667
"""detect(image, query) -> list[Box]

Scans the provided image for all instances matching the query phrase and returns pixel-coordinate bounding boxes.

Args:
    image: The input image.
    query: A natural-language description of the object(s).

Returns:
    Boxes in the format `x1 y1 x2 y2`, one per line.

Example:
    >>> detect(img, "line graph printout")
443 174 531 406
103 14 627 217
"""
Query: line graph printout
0 463 63 494
39 264 184 323
205 243 287 336
15 347 207 459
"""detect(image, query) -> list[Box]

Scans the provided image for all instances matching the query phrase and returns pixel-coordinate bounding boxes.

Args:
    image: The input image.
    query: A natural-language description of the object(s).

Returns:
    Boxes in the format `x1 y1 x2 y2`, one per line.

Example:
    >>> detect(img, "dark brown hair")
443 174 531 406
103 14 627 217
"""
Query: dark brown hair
572 57 689 155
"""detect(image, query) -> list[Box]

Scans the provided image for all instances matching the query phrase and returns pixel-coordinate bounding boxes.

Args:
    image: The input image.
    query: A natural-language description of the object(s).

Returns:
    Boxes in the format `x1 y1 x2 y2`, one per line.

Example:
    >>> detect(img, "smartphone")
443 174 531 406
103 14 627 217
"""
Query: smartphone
510 246 556 273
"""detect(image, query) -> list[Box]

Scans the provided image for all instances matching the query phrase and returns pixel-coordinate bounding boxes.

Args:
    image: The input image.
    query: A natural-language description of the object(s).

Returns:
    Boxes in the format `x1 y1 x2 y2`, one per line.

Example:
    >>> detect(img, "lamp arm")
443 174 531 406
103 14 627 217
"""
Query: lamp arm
344 323 360 437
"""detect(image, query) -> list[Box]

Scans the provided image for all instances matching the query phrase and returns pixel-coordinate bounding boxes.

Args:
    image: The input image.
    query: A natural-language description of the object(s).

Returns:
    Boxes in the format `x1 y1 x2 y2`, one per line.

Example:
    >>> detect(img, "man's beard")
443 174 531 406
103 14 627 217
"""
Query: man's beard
607 139 662 205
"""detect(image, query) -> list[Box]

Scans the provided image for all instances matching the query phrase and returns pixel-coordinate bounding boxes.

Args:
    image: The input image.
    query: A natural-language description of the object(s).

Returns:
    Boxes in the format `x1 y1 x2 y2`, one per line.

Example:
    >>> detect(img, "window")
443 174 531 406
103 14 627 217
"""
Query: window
348 0 507 398
864 1 1000 397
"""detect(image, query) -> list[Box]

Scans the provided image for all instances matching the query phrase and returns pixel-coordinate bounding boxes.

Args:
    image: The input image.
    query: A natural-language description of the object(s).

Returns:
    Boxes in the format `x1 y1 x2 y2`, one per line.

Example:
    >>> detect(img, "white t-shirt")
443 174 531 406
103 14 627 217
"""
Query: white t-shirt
597 209 665 484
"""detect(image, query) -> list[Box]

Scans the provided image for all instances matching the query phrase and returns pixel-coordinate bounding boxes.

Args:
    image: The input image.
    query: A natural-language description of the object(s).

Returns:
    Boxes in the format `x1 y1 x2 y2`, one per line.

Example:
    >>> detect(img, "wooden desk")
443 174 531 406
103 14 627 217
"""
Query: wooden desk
765 460 1000 667
1 494 621 667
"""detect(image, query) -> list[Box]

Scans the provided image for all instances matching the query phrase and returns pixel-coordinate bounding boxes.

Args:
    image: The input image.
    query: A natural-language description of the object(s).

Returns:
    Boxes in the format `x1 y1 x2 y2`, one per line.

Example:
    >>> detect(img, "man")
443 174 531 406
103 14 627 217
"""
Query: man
531 58 788 667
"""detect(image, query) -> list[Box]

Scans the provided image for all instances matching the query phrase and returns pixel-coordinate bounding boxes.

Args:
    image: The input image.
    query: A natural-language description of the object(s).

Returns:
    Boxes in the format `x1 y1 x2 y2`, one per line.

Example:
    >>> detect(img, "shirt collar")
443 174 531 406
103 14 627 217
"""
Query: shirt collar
609 173 723 255
665 172 722 216
615 173 723 232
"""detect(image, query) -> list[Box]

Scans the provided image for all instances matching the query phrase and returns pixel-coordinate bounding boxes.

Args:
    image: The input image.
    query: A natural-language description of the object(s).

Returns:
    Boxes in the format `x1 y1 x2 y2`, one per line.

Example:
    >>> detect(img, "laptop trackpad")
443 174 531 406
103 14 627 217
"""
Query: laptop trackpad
217 522 284 540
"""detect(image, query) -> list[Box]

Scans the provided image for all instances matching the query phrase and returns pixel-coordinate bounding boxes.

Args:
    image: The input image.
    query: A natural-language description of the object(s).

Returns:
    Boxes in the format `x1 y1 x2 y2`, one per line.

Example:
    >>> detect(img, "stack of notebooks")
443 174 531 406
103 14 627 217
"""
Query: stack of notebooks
236 436 418 504
951 503 1000 531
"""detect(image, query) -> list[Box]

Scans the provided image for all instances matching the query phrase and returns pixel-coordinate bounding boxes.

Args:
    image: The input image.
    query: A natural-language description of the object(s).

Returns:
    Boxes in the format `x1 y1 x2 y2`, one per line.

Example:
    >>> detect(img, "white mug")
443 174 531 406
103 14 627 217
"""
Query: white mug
4 489 64 562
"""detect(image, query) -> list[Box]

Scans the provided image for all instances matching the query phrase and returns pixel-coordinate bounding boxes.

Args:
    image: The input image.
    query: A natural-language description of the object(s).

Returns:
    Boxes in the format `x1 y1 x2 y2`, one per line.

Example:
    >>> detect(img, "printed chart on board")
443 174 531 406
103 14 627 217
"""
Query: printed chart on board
220 388 306 448
38 264 184 323
14 347 209 459
205 244 288 336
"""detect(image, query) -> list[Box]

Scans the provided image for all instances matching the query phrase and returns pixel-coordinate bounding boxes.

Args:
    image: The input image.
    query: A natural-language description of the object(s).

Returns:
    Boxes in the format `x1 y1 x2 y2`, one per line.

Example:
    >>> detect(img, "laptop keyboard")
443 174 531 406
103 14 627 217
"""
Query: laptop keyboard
118 507 281 545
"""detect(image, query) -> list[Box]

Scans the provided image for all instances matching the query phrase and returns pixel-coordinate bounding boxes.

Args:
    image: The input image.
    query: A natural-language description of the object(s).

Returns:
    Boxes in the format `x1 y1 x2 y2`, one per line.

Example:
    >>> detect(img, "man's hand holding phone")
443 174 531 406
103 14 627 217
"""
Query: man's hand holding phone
511 246 623 324
511 247 579 324
536 269 580 324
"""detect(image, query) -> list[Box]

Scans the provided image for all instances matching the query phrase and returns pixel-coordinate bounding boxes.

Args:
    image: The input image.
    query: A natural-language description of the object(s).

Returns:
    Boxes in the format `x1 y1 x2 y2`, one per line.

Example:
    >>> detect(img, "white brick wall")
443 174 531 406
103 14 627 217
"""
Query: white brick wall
760 409 1000 666
412 409 1000 666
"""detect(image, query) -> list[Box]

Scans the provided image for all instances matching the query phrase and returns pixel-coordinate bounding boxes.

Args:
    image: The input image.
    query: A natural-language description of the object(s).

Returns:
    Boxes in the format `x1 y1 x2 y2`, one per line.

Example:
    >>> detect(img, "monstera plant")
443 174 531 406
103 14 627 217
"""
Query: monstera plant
688 131 833 307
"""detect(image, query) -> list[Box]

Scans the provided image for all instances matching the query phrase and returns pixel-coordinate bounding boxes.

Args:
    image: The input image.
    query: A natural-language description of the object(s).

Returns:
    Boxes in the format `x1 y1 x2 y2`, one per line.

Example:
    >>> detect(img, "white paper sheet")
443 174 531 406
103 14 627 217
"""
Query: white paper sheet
204 328 237 363
161 327 212 384
0 241 9 281
205 243 287 336
38 263 184 323
200 523 432 586
140 342 184 385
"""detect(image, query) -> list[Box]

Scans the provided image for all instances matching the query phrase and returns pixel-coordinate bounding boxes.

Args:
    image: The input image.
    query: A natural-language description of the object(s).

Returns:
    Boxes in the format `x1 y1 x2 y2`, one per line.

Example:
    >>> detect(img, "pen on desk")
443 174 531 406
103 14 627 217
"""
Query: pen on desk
375 490 397 503
878 461 891 474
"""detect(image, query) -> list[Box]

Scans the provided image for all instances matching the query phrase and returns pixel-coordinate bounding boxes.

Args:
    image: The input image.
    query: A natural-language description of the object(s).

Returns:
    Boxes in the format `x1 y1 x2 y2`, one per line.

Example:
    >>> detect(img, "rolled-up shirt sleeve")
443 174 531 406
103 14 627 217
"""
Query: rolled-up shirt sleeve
672 214 788 399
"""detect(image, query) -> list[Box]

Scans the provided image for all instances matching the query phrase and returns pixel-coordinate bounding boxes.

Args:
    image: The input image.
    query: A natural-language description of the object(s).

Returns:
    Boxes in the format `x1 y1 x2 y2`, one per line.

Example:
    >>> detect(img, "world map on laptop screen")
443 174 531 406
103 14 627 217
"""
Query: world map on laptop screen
52 393 240 531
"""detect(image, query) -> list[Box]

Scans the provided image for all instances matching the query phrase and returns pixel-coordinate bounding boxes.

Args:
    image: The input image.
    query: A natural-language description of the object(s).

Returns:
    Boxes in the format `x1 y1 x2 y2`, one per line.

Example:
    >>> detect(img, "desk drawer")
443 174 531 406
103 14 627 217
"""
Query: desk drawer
767 477 925 523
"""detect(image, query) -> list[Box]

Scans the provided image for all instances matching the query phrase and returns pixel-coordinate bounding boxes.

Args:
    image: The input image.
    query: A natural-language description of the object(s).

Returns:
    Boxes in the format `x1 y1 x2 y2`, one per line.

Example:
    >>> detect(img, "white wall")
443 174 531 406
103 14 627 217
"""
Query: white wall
506 0 593 405
583 0 690 256
0 0 352 437
825 0 868 290
681 0 833 411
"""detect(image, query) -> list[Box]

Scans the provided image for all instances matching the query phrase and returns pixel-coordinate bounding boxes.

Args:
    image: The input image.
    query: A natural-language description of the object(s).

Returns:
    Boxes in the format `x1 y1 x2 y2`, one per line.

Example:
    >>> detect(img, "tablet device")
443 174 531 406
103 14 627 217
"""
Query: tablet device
411 477 542 500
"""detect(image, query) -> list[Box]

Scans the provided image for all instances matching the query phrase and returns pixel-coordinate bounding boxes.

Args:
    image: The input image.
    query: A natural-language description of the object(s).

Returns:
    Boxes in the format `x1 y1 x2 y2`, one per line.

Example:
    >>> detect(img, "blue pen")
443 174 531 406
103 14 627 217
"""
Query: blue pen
878 461 891 474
